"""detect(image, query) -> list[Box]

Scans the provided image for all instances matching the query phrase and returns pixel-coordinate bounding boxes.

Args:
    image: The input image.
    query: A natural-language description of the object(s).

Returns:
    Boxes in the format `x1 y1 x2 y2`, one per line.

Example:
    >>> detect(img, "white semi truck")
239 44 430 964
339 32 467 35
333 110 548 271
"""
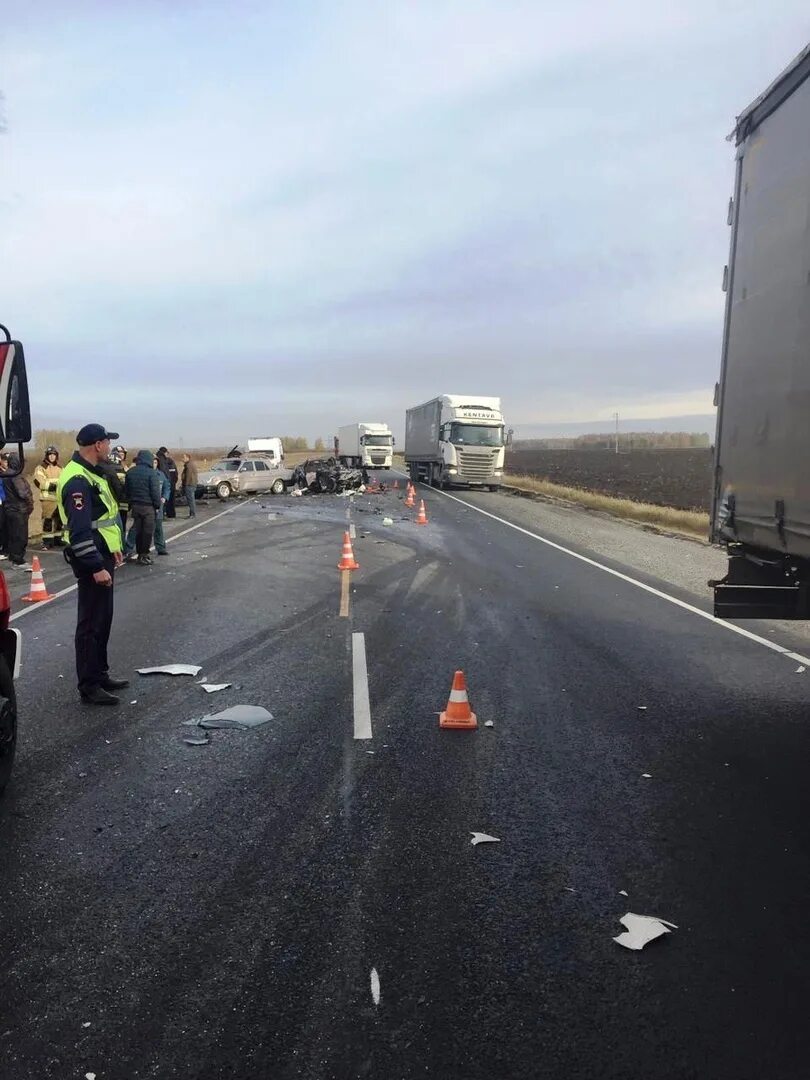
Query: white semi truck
404 395 506 490
337 423 393 469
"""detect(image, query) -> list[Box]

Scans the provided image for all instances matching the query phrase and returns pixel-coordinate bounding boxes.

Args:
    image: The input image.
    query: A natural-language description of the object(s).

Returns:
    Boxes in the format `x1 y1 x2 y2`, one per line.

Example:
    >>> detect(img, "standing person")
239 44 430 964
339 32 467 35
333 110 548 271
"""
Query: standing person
124 450 161 565
57 423 128 706
33 446 64 550
152 456 170 556
181 453 198 518
157 447 178 518
111 446 131 537
3 454 34 569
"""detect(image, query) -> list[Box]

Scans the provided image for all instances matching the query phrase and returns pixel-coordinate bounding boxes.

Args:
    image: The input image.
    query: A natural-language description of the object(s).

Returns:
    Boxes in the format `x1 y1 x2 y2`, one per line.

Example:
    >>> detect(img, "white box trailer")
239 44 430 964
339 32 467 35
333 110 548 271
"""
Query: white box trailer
404 394 506 489
337 423 393 469
247 436 284 463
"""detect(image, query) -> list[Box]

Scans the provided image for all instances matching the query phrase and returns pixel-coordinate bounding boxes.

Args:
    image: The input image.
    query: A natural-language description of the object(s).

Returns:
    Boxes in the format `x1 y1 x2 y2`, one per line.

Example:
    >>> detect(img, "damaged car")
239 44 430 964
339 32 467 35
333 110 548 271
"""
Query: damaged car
291 457 367 494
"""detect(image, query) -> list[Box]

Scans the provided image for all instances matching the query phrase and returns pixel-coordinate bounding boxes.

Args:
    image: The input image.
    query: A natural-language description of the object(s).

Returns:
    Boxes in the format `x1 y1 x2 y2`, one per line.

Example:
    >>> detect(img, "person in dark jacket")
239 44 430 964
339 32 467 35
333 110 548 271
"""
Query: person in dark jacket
124 450 162 565
0 454 8 558
157 447 179 518
3 454 34 568
181 454 198 518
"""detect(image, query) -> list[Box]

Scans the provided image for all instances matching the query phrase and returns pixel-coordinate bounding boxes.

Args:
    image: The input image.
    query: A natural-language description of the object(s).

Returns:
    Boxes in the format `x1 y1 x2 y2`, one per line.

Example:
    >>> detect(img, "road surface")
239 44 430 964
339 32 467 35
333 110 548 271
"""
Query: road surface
2 478 809 1079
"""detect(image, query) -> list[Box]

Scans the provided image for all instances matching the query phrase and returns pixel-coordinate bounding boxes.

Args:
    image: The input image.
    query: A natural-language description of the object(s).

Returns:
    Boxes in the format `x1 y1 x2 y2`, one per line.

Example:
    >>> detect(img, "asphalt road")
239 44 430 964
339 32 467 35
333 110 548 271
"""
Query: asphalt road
2 478 810 1080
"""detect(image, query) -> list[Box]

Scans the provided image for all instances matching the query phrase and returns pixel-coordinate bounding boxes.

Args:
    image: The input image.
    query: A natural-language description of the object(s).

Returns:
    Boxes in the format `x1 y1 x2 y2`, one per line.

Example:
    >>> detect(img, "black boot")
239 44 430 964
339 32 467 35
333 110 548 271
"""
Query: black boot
80 687 120 706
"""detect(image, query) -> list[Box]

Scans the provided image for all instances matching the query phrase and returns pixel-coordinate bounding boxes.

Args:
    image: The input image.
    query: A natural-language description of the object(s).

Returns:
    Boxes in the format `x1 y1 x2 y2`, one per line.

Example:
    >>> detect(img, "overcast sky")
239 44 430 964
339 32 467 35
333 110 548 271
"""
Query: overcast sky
1 2 808 446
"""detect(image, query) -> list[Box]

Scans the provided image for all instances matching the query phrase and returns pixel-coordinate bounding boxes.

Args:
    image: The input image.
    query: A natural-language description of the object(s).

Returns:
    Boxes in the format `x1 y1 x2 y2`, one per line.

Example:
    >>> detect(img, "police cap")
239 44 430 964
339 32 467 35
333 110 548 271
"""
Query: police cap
76 423 120 446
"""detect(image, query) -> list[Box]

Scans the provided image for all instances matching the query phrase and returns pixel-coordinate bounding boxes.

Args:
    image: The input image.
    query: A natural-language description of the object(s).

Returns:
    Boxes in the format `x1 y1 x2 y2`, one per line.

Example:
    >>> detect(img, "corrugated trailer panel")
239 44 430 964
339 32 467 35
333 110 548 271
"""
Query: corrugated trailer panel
405 399 442 460
714 60 810 558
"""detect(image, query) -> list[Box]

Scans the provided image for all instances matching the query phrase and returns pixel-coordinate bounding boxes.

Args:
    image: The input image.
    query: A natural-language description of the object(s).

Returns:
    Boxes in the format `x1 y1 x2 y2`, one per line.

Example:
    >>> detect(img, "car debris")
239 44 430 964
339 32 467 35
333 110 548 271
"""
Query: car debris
201 683 232 694
185 705 274 730
184 734 211 746
470 832 501 846
613 912 678 951
138 664 202 677
290 457 368 495
484 720 495 728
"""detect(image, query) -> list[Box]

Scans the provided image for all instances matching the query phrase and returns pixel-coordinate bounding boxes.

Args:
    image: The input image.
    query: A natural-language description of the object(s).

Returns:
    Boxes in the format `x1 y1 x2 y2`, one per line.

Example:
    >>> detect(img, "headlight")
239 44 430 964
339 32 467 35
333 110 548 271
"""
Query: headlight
493 470 502 476
448 467 458 474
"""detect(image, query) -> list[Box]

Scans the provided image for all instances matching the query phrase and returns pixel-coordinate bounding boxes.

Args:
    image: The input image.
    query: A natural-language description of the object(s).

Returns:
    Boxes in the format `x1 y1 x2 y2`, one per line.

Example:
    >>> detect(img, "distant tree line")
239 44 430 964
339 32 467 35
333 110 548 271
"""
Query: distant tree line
513 431 710 451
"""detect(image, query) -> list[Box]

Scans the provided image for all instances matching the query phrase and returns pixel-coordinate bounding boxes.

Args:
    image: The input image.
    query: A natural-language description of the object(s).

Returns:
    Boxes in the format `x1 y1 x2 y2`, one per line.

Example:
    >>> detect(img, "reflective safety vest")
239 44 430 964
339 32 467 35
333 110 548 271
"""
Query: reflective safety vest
57 457 123 555
33 462 62 503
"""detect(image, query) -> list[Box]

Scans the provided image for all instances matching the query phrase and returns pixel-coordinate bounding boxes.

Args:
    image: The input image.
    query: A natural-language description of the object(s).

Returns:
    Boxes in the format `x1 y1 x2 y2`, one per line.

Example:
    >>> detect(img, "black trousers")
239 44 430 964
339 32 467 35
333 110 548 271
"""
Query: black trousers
165 484 177 519
5 509 29 564
131 503 155 555
76 556 115 694
0 504 6 554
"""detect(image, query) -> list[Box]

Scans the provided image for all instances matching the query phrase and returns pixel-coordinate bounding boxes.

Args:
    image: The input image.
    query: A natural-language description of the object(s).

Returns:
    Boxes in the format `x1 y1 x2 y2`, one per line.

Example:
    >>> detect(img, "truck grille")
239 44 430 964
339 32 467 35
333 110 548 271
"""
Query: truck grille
370 454 387 465
458 450 497 481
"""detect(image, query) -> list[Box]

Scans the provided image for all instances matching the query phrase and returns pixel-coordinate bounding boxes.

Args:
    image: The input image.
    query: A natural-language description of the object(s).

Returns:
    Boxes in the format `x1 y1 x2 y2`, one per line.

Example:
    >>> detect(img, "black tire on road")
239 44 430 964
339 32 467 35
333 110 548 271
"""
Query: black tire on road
489 485 500 492
216 482 231 501
0 655 17 796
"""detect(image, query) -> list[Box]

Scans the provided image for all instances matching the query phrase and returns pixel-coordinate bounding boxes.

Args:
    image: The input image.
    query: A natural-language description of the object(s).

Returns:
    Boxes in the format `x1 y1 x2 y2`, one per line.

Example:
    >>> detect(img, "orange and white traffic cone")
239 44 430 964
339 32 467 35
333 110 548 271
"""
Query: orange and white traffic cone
404 486 415 509
21 556 55 603
393 479 400 489
415 499 428 526
337 531 360 571
439 670 478 730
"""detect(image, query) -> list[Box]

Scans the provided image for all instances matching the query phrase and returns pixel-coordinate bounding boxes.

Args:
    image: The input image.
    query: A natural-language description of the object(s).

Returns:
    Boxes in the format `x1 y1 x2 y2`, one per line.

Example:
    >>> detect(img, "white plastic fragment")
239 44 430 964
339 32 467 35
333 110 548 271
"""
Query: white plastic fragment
796 666 806 674
619 890 629 897
82 1022 91 1028
637 706 647 712
129 700 137 705
370 967 381 1006
470 832 501 846
382 517 394 526
641 773 652 779
138 664 202 677
202 683 232 694
613 912 678 951
86 1074 96 1080
484 720 494 728
194 705 274 730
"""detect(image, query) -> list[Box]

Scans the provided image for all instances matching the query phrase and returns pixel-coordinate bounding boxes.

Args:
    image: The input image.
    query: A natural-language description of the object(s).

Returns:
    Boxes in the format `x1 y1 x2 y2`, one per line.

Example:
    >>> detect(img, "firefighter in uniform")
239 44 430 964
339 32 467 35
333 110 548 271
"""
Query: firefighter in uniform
58 424 129 706
33 445 64 550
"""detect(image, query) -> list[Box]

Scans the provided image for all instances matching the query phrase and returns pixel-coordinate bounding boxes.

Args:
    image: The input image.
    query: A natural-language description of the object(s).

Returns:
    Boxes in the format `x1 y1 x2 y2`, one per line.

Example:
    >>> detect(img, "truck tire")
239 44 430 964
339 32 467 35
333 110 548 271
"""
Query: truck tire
489 485 500 492
216 482 232 500
0 655 17 796
271 478 286 495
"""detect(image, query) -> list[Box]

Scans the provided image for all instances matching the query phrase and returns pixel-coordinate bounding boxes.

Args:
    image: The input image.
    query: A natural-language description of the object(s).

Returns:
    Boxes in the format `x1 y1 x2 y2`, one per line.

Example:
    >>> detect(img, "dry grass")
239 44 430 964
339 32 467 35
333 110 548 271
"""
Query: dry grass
504 472 709 538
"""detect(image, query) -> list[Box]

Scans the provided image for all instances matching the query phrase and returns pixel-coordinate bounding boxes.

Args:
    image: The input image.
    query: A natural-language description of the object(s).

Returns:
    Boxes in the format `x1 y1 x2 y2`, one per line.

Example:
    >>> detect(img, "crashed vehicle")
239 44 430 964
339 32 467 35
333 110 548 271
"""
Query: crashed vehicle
197 454 293 500
292 457 367 494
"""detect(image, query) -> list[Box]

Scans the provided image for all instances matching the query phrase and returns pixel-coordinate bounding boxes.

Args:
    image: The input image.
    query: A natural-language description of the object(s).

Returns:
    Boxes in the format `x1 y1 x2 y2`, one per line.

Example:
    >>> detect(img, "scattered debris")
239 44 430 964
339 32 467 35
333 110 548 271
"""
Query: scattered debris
86 1073 97 1080
129 700 137 705
796 666 806 674
637 706 648 712
184 734 211 747
564 886 576 892
619 890 629 897
202 683 232 694
138 664 202 677
186 705 274 730
382 517 394 526
82 1022 91 1028
470 832 501 846
484 720 494 728
370 967 381 1006
613 912 677 951
641 773 652 779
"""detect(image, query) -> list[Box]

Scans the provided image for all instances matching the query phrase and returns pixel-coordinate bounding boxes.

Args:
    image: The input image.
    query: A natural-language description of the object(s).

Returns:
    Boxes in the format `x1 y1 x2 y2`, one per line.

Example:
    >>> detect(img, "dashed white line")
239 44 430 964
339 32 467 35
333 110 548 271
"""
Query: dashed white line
352 632 372 740
427 487 810 668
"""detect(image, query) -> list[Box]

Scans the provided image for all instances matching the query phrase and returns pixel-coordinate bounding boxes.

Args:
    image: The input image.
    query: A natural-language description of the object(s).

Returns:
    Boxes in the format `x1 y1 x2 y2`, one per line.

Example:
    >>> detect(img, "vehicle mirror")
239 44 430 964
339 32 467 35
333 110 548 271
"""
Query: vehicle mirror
0 326 33 470
506 428 514 447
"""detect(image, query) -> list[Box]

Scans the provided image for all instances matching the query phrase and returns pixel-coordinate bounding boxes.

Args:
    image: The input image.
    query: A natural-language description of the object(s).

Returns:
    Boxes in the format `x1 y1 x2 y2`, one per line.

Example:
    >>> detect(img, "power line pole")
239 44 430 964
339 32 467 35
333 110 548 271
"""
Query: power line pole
614 412 619 454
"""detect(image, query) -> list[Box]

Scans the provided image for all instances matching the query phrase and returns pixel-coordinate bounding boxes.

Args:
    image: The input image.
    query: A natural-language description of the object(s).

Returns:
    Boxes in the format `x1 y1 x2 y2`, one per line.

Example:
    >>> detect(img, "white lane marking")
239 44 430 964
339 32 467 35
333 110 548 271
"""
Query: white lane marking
10 499 256 622
350 523 356 539
370 967 381 1006
427 487 810 667
352 632 372 740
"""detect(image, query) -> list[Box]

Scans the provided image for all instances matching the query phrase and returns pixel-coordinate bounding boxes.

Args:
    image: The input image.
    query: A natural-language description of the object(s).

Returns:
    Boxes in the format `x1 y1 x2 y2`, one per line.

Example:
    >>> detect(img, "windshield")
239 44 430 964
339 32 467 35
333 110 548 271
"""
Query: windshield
210 460 241 472
449 423 504 447
362 434 393 447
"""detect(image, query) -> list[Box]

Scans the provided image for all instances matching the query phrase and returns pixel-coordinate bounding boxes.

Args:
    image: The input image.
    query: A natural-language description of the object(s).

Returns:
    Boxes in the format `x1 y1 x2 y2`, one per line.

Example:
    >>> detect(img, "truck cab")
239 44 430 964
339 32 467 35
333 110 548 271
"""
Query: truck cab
0 323 33 794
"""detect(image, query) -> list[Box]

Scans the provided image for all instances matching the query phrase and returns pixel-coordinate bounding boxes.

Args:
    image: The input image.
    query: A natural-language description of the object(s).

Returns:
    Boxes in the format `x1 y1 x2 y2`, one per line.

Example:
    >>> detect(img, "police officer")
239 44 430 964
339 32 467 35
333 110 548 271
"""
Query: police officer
58 424 129 706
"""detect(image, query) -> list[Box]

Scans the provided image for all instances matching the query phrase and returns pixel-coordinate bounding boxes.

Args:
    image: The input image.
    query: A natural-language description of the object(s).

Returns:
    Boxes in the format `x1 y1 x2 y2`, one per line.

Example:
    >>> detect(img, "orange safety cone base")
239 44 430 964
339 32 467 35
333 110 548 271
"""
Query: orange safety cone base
439 709 478 730
337 531 360 571
415 500 428 525
21 557 55 602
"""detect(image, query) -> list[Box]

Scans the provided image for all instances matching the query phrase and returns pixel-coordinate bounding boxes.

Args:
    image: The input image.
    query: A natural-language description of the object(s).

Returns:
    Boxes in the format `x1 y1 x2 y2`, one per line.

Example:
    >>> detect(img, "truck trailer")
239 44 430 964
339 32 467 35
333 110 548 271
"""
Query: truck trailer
337 423 393 469
712 44 810 620
404 395 505 489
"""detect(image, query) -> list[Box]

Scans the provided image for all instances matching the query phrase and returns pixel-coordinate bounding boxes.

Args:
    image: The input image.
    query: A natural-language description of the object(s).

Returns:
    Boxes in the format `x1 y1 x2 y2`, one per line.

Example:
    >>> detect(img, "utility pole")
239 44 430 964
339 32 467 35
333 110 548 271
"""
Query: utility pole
614 412 620 454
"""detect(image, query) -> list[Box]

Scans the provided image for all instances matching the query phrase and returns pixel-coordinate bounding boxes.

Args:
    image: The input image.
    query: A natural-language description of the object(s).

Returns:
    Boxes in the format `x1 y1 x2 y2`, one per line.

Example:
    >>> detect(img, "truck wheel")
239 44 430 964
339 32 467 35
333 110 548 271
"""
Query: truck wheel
0 656 17 796
271 478 285 495
489 485 500 492
216 482 232 500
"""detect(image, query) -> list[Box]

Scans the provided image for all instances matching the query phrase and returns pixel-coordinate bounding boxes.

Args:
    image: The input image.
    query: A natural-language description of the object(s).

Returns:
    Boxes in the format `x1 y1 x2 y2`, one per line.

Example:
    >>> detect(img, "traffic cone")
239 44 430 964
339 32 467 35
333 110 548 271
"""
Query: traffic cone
393 479 400 489
21 556 55 603
337 531 360 571
415 499 428 526
439 670 478 730
404 486 415 509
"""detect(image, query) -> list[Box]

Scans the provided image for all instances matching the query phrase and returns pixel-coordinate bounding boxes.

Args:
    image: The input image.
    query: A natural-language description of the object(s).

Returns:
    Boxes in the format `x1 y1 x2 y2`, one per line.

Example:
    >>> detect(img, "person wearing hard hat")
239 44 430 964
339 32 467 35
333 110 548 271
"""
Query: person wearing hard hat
33 445 64 551
57 423 128 706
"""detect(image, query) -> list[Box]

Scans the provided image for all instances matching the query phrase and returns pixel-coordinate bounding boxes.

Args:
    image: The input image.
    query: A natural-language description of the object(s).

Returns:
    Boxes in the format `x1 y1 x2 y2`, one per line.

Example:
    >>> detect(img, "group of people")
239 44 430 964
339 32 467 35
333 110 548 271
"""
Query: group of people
0 439 200 570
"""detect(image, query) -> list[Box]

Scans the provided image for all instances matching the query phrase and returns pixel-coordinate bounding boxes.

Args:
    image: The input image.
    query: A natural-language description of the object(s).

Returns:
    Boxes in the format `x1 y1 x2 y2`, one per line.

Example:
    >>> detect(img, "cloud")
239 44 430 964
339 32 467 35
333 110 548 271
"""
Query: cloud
0 2 808 442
